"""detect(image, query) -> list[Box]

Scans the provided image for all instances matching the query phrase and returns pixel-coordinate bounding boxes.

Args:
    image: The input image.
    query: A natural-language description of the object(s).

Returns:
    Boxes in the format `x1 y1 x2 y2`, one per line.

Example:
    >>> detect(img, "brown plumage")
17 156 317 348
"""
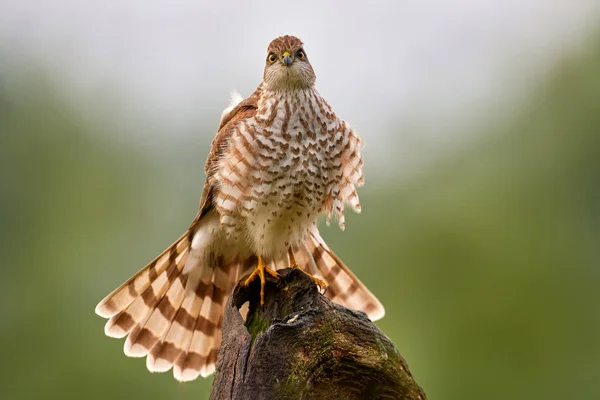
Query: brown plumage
95 35 384 382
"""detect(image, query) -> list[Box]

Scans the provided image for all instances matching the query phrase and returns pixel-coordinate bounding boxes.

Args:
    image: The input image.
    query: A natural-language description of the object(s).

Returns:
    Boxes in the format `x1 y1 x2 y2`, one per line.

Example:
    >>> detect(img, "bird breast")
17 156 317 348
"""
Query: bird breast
214 88 364 259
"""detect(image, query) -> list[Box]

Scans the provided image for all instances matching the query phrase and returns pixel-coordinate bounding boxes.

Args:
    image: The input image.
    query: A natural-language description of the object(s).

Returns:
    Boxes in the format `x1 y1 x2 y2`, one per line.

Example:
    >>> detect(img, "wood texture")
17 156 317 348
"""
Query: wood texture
210 268 427 400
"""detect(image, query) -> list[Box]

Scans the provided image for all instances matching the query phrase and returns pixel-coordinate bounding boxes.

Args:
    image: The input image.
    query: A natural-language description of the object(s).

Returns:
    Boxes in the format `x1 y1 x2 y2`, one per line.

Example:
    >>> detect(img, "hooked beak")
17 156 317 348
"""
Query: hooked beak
282 51 293 66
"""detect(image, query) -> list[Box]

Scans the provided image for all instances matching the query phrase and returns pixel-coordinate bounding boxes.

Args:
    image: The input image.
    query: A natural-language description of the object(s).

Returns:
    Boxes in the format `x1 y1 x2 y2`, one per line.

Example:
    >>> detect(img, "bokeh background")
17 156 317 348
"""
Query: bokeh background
2 1 600 399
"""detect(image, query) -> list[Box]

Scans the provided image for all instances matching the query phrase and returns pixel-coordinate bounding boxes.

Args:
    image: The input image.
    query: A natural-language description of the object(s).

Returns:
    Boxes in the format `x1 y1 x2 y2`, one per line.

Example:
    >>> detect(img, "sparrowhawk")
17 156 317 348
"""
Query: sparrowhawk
95 35 384 382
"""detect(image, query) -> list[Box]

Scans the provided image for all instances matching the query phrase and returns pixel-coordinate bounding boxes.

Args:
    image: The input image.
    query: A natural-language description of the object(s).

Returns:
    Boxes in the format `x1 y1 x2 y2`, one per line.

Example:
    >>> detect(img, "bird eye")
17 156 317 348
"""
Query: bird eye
297 51 305 60
268 54 277 63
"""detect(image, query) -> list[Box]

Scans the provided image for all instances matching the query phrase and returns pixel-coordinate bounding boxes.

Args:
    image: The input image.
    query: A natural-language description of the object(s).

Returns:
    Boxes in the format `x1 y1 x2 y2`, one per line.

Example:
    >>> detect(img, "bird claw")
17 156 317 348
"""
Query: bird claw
309 275 327 294
288 249 327 294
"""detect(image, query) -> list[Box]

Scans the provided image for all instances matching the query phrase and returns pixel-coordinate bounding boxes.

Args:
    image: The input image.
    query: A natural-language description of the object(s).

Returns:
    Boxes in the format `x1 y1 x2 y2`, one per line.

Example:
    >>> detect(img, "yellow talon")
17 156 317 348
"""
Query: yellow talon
310 275 327 292
288 248 327 293
244 255 279 306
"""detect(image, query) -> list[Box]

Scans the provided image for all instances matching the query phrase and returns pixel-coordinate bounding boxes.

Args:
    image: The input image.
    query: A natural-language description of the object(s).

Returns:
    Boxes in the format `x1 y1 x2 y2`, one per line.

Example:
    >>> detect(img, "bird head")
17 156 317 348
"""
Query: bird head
263 35 316 91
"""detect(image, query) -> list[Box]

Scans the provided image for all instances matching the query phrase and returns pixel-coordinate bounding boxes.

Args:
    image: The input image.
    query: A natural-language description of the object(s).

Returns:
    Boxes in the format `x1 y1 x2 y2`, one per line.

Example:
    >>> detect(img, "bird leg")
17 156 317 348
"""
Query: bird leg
288 248 327 293
244 255 279 306
288 247 298 269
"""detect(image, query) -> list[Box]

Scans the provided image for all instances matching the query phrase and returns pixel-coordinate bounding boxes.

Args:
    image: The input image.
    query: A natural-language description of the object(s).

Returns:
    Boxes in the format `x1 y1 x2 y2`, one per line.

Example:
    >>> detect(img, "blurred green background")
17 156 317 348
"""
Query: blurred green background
2 3 600 400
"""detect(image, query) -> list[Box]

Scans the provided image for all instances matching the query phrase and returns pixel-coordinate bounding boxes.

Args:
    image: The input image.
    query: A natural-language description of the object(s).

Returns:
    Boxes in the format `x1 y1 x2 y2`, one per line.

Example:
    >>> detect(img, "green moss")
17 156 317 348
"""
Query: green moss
245 310 272 340
281 318 337 390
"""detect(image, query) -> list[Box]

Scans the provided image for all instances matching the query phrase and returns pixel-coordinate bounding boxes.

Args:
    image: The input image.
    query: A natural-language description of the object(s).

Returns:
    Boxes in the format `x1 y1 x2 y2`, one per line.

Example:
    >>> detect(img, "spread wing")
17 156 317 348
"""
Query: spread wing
194 89 260 224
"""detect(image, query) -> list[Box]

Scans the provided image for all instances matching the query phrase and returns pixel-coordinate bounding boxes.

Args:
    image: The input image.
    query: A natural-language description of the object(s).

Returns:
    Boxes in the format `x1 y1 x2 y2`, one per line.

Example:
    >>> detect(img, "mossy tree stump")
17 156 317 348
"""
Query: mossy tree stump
210 268 426 400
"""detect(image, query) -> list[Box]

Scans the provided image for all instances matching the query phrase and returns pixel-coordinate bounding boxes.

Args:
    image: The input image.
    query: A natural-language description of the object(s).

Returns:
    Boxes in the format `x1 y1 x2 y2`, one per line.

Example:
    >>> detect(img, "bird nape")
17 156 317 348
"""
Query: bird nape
95 35 384 382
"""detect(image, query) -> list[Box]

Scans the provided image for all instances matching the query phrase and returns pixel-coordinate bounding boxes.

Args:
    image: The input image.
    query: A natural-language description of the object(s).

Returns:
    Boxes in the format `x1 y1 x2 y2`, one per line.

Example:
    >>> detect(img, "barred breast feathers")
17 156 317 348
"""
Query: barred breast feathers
213 87 364 233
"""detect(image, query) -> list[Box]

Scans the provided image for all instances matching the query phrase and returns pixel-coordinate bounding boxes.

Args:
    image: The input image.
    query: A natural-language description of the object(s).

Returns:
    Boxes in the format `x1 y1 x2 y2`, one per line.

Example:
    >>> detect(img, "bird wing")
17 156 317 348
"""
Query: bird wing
194 88 260 224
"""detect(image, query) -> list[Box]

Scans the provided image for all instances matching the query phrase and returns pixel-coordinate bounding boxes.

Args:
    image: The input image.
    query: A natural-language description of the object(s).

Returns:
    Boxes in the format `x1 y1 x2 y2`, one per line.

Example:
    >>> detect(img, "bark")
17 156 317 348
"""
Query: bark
210 268 427 400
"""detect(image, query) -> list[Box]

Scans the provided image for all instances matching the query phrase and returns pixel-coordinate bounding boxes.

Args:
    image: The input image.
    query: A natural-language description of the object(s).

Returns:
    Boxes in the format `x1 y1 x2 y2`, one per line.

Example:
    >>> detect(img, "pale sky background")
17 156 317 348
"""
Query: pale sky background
1 0 599 177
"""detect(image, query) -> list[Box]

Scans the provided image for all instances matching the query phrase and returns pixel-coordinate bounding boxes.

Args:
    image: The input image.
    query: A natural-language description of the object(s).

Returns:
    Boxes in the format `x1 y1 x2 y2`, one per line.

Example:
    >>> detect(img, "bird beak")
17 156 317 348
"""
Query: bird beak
282 51 293 66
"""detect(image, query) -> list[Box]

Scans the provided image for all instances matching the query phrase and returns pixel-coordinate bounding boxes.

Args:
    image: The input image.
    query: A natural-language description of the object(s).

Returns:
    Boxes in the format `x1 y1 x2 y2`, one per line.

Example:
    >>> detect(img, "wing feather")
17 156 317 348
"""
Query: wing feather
197 88 261 217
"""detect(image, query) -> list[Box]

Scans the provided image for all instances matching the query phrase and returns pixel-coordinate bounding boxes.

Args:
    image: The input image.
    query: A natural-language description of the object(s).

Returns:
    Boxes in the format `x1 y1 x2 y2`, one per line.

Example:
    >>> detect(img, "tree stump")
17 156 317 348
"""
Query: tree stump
210 268 427 400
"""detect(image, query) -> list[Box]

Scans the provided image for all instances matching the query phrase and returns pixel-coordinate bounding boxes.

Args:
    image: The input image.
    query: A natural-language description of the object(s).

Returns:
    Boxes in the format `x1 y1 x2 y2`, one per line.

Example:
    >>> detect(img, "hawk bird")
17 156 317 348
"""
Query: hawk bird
95 35 384 381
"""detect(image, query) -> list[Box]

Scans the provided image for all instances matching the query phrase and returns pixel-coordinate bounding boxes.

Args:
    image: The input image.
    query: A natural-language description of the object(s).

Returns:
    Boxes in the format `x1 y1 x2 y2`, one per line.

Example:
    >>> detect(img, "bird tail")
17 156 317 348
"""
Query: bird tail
95 223 250 381
294 230 385 321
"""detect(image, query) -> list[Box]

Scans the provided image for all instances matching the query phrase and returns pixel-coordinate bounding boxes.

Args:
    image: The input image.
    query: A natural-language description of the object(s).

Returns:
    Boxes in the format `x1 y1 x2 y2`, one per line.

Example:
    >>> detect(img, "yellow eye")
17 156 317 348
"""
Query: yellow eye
297 50 305 60
268 54 277 63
